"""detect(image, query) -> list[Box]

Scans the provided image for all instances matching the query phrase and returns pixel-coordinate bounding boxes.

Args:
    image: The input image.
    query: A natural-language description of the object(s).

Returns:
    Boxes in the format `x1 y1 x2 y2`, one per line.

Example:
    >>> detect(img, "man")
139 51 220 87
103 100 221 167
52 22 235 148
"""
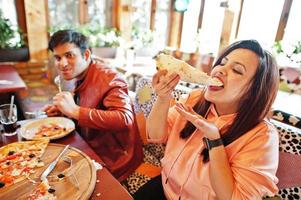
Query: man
45 29 142 181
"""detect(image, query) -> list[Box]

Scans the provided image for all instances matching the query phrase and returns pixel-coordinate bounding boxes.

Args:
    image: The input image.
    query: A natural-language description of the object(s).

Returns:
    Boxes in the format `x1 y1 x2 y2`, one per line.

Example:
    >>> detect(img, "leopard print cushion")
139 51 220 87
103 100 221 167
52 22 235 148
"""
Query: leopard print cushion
123 172 151 194
278 187 301 200
271 121 301 200
273 122 301 155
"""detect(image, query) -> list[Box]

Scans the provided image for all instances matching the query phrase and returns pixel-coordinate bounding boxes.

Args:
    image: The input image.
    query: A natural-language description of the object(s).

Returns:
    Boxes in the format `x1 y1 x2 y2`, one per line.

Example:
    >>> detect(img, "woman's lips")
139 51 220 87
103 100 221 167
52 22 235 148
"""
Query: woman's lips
208 85 224 91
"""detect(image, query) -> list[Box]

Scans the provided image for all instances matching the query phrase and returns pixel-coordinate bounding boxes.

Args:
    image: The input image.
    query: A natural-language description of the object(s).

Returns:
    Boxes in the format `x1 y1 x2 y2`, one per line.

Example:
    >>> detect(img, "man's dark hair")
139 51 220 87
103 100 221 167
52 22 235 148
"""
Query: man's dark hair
48 29 89 54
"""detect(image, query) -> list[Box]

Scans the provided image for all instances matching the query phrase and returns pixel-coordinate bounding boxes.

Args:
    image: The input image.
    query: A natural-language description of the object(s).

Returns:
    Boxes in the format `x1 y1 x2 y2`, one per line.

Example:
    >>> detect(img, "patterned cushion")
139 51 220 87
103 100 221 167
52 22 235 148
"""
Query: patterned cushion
270 120 301 200
272 110 301 129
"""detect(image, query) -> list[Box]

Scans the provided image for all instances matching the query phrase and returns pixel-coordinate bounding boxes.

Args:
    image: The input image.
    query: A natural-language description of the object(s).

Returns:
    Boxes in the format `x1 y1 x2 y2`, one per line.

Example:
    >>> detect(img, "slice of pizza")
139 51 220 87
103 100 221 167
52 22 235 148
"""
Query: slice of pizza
156 54 223 86
0 140 49 189
33 123 68 139
23 180 56 200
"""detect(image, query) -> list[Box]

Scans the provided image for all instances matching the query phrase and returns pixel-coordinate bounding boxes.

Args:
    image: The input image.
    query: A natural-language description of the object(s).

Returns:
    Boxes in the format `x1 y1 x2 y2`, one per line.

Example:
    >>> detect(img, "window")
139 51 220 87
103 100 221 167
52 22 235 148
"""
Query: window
88 0 109 27
0 1 17 26
131 0 151 32
154 0 170 49
197 0 225 55
180 0 202 53
236 0 284 49
48 0 79 27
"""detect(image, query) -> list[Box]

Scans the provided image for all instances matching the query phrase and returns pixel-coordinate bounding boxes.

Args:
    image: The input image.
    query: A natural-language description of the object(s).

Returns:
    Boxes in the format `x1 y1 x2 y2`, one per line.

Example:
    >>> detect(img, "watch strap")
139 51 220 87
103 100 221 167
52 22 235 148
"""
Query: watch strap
203 137 223 150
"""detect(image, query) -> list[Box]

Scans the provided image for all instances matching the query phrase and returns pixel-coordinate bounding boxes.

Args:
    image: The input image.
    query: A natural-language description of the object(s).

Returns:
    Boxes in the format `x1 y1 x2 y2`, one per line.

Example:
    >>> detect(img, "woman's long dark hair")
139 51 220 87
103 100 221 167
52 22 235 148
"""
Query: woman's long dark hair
180 40 279 162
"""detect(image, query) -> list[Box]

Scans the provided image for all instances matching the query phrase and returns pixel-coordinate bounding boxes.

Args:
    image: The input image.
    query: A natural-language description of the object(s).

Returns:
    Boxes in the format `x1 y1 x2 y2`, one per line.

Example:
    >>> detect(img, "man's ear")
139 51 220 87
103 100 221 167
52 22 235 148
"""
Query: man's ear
84 49 91 61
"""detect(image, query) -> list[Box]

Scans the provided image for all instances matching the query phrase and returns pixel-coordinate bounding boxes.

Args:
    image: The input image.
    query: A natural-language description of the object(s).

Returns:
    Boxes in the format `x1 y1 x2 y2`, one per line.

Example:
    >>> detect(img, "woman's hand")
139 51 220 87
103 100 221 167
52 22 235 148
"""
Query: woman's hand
175 103 220 140
152 70 180 102
53 92 80 120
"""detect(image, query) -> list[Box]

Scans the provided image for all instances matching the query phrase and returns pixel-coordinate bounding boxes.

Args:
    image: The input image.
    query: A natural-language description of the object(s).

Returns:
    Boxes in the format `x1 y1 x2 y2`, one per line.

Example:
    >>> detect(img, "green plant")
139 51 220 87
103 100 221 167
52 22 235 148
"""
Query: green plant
273 40 301 68
0 10 26 48
131 25 155 49
49 23 123 48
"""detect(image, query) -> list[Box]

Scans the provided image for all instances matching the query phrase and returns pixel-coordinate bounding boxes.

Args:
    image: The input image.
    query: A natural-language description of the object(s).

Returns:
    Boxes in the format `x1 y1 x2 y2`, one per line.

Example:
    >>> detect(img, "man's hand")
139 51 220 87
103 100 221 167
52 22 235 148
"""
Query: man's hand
43 104 62 117
53 92 80 120
175 103 220 140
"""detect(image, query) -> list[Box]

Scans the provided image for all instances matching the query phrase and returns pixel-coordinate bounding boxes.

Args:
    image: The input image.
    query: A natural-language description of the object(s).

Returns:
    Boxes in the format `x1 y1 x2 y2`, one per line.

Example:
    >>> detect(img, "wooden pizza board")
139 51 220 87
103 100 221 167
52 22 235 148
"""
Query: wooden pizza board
0 143 97 200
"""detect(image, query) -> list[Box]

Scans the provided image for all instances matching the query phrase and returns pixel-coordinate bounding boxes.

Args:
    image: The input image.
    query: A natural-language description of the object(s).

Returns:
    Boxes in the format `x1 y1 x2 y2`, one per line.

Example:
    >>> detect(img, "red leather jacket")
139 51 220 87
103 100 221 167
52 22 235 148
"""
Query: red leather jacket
74 60 142 181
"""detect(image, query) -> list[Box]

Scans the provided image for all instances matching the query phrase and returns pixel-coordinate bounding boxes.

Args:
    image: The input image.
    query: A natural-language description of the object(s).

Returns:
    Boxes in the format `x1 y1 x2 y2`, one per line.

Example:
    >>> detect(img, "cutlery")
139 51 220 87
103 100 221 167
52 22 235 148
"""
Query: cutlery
54 75 62 92
40 145 69 181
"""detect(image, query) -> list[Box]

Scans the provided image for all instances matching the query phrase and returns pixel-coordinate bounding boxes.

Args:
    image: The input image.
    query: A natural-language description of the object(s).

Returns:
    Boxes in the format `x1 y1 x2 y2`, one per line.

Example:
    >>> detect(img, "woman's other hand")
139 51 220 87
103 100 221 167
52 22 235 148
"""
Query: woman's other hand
175 103 220 140
152 70 180 101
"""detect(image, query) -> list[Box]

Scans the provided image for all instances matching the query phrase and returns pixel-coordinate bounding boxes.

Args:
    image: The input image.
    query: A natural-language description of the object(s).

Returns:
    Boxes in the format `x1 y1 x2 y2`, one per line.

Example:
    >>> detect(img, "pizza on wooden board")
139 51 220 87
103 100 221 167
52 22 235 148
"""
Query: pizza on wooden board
0 140 49 189
156 54 223 86
20 179 56 200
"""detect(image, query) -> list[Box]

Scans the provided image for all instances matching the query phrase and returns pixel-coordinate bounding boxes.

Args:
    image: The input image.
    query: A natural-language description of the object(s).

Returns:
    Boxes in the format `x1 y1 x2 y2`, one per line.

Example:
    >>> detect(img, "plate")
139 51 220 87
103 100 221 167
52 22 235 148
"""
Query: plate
20 117 75 140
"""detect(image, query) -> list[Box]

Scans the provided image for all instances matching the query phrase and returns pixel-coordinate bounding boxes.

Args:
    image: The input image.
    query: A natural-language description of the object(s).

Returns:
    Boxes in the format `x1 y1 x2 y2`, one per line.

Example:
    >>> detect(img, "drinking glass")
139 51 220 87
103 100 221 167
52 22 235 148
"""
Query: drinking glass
0 104 18 137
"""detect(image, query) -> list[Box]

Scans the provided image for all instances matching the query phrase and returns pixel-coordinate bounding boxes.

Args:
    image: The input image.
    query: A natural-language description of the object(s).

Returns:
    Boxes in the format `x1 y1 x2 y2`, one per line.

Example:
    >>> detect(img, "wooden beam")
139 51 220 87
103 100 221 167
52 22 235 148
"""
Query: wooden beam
197 0 205 29
112 0 121 30
79 0 89 24
150 0 157 30
24 0 48 61
219 9 234 53
177 13 184 49
119 0 133 42
167 1 184 48
275 0 293 41
234 0 244 39
15 0 27 36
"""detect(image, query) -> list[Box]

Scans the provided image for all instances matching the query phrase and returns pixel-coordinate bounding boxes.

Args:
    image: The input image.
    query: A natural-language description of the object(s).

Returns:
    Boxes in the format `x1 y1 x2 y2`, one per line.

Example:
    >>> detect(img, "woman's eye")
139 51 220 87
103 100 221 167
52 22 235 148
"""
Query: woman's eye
233 68 243 75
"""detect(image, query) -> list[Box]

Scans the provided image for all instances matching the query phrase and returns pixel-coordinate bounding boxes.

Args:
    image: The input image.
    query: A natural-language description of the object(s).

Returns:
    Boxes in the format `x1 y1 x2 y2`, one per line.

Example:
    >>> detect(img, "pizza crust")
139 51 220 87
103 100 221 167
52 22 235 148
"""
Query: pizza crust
156 54 223 86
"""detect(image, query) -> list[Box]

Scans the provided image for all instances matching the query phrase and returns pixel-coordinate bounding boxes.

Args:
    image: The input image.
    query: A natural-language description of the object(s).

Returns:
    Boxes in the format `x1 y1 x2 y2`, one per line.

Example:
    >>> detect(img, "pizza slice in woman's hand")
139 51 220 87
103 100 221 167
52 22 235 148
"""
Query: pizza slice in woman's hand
156 54 223 86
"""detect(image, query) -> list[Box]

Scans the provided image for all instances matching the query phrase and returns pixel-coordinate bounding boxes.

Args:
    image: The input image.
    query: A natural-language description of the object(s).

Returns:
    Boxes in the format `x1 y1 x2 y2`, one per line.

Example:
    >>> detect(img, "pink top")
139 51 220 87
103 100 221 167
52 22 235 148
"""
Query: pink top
148 90 279 200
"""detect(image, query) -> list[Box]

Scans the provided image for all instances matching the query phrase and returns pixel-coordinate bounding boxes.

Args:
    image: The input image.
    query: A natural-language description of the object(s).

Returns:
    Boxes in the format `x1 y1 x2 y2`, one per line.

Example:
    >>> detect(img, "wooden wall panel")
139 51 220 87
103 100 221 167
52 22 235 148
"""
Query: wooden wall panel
79 0 89 24
167 1 184 48
24 0 48 61
219 9 234 53
275 0 293 41
150 0 157 30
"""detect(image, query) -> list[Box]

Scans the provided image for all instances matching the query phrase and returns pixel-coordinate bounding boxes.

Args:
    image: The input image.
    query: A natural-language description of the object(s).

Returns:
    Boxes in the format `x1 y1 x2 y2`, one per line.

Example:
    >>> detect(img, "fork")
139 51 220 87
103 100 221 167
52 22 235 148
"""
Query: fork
54 75 62 93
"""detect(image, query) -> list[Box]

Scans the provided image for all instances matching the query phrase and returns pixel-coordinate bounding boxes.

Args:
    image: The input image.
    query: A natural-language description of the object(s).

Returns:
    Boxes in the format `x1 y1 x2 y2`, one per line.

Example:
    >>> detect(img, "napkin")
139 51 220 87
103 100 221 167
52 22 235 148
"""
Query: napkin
0 80 13 85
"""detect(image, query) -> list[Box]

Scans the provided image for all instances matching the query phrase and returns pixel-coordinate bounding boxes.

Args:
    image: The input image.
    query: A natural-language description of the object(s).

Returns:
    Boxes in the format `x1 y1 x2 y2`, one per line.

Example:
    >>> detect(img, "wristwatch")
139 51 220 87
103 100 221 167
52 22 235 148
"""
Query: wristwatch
203 137 223 150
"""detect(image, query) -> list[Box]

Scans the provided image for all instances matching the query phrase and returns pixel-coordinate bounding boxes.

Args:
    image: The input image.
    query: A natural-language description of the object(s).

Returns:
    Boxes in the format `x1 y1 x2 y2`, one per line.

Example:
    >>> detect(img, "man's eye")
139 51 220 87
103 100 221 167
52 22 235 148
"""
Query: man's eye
55 57 61 61
66 53 74 58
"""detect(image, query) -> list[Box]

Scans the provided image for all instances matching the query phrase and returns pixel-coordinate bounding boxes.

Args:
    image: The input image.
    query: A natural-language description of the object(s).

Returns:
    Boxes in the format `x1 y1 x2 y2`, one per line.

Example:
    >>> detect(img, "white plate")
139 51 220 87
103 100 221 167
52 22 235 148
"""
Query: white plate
20 117 75 140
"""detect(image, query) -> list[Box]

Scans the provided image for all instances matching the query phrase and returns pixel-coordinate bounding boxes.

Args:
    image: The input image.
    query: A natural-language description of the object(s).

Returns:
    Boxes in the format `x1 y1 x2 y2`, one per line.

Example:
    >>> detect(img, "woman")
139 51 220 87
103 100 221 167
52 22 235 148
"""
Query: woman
134 40 279 200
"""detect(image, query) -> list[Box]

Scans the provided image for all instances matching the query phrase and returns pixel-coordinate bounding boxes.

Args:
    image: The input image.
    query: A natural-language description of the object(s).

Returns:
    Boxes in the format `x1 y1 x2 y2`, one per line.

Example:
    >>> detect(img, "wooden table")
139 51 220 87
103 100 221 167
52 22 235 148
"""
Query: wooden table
0 122 133 200
0 65 27 93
